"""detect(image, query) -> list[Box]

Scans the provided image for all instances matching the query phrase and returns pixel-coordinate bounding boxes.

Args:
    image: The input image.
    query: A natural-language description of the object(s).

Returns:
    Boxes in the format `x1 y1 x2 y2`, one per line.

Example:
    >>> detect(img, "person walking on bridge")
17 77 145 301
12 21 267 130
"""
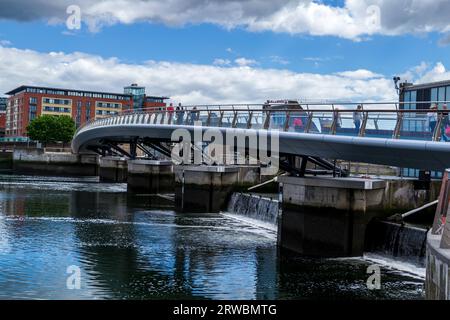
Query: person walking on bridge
333 107 342 131
427 104 438 135
441 104 450 142
353 105 363 134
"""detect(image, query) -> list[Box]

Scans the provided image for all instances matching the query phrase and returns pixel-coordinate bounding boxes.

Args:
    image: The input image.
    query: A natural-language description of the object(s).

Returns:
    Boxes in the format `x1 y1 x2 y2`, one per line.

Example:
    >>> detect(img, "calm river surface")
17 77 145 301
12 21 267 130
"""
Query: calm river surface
0 175 424 300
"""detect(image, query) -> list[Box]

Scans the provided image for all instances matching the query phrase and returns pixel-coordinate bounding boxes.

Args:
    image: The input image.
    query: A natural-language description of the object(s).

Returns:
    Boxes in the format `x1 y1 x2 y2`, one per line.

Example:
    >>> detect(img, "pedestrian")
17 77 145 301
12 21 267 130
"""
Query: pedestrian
191 106 199 124
353 105 363 134
293 117 303 132
427 104 438 135
334 107 342 130
441 104 449 142
176 103 185 125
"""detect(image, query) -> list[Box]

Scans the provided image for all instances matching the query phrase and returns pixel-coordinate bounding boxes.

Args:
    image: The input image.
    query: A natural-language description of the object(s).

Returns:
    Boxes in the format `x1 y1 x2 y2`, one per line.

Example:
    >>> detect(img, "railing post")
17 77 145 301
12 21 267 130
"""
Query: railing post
247 111 253 129
263 111 271 130
218 111 224 127
206 111 212 127
231 110 238 128
284 111 291 131
330 109 337 135
434 113 443 141
304 112 313 133
392 112 403 139
359 111 368 137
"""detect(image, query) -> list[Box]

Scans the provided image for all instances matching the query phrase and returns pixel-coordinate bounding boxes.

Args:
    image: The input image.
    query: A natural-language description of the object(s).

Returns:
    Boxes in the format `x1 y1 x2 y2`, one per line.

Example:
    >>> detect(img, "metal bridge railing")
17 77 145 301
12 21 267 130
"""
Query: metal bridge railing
74 101 450 142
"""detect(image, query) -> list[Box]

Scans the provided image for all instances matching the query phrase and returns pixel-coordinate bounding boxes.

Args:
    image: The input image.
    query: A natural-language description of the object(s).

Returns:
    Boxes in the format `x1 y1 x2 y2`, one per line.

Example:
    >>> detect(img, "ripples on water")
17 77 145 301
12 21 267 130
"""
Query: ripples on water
0 175 424 300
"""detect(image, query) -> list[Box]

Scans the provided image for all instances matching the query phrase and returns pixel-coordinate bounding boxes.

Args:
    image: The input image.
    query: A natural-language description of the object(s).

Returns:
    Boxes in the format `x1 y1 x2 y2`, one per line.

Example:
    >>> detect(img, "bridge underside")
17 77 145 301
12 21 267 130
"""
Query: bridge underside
72 124 450 171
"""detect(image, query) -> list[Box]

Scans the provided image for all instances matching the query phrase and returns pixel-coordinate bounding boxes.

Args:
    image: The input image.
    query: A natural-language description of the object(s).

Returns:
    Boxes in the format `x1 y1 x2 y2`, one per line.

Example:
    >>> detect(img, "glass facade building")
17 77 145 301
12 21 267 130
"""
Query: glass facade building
124 84 146 111
399 80 450 178
0 97 6 111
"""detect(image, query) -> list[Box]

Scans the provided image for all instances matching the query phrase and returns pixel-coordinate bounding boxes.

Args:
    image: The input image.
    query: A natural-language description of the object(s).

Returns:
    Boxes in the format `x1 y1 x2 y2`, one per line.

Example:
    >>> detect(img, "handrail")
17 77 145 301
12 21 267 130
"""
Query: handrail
74 100 450 140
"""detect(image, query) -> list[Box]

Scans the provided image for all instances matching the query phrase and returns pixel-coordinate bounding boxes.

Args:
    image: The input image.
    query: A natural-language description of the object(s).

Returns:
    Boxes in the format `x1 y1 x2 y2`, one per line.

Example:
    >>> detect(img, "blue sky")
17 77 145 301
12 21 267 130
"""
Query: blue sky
0 19 445 76
0 0 450 103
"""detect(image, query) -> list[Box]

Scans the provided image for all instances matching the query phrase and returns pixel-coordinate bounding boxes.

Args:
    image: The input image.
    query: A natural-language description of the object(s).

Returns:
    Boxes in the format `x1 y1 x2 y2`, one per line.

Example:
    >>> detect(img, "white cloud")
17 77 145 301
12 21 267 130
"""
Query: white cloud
213 58 231 66
0 40 12 46
0 46 397 104
3 0 450 40
335 69 383 79
234 58 257 67
270 55 290 65
417 62 449 84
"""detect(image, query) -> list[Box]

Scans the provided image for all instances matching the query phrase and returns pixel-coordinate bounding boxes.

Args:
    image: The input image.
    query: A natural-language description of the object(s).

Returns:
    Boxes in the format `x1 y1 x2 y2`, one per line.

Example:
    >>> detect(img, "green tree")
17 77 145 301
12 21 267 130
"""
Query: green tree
27 115 76 144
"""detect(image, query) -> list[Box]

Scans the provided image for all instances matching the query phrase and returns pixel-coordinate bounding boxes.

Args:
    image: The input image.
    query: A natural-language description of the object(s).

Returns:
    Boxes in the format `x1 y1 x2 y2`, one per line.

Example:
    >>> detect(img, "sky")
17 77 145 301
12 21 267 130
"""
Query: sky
0 0 450 104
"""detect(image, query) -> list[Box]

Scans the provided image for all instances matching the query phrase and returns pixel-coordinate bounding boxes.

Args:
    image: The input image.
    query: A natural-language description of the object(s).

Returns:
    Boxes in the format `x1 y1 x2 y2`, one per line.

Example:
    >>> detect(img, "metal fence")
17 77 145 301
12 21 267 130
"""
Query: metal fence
75 101 450 143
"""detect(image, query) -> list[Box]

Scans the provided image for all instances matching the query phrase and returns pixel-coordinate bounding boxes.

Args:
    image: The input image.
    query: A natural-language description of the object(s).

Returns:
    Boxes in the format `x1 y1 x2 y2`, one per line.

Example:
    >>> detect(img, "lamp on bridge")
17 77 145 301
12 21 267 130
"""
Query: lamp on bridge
393 76 401 96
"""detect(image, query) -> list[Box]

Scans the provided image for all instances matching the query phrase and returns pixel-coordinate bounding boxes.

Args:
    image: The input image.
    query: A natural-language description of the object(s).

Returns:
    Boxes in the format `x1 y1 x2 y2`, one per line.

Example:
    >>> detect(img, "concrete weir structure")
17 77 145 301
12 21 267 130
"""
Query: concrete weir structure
174 165 262 213
98 156 128 182
279 175 440 257
127 159 174 194
13 148 98 176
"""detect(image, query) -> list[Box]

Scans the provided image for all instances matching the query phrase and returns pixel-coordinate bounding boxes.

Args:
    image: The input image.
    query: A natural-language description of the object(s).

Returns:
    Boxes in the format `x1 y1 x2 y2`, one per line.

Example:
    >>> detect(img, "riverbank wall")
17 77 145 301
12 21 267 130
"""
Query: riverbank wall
11 148 98 176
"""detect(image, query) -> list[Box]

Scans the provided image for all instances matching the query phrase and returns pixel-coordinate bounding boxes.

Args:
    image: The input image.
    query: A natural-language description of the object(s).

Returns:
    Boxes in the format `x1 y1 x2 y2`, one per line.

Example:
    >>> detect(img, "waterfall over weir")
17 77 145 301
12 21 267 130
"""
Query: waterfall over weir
365 220 429 267
226 193 279 227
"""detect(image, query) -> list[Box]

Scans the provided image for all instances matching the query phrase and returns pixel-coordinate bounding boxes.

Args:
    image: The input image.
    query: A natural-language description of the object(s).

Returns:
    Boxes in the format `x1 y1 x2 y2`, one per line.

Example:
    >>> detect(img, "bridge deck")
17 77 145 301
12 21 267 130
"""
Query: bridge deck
71 103 450 171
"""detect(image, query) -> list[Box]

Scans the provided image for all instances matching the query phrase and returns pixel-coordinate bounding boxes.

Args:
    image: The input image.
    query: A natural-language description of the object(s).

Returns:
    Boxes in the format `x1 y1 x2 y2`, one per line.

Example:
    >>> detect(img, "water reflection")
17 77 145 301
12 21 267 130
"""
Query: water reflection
0 176 278 299
0 175 424 300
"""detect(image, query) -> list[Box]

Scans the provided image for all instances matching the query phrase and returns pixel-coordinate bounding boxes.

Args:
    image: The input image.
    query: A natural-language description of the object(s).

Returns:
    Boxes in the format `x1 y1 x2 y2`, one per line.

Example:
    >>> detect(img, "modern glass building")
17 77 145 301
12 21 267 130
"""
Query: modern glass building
123 84 169 111
399 80 450 178
400 79 450 110
124 83 146 111
0 97 6 111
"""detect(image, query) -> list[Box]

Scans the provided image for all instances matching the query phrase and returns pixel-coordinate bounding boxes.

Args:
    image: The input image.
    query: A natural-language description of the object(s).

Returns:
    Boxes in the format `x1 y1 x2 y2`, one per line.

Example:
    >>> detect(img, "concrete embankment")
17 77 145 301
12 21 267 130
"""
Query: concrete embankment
12 148 98 176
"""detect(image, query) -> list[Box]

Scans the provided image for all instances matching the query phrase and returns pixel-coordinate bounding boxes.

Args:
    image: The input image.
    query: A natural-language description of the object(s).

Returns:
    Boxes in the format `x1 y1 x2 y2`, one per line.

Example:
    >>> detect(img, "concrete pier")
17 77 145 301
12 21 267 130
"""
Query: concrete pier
425 231 450 299
127 159 174 194
98 156 128 182
174 165 262 213
13 148 98 176
426 170 450 300
278 175 440 257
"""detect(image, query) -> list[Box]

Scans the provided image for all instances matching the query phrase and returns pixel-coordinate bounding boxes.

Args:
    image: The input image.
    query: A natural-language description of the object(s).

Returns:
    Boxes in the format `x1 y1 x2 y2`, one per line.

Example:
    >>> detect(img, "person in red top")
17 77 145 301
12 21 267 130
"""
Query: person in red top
293 117 303 132
167 103 175 114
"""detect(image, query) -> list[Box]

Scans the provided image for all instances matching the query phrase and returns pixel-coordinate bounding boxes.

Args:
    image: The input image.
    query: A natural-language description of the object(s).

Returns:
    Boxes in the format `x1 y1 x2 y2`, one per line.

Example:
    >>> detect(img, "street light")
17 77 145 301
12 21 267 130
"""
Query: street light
393 76 401 95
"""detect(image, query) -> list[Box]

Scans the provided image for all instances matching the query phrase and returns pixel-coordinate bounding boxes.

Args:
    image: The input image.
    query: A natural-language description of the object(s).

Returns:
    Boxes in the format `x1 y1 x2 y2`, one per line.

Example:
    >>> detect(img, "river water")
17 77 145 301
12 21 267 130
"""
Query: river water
0 175 424 300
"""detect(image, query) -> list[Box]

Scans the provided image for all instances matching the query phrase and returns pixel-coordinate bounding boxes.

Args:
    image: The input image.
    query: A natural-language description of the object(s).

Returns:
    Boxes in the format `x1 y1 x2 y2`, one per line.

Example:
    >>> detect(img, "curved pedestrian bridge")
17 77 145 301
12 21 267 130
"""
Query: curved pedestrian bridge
71 101 450 171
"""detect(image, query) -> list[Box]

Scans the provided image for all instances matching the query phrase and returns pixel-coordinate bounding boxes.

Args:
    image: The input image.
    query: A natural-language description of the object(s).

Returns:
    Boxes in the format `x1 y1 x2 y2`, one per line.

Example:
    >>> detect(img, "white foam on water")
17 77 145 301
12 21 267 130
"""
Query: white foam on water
0 214 277 239
318 254 425 280
362 253 425 279
221 213 277 239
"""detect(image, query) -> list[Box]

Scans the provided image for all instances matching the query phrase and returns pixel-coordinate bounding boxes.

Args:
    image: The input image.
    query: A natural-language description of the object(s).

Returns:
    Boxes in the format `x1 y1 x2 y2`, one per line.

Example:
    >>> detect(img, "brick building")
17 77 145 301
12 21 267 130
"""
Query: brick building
4 84 168 139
